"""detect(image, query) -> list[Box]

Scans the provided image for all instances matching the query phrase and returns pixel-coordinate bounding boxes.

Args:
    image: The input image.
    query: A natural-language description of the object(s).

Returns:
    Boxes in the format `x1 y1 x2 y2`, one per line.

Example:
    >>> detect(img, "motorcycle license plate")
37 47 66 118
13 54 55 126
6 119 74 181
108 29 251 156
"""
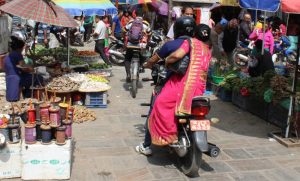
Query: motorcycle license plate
190 120 210 131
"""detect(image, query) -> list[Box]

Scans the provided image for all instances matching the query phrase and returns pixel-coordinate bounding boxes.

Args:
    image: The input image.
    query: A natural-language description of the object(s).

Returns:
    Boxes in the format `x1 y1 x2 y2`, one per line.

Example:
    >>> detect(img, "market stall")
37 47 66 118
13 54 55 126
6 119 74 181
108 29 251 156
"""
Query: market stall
0 0 114 179
207 0 300 147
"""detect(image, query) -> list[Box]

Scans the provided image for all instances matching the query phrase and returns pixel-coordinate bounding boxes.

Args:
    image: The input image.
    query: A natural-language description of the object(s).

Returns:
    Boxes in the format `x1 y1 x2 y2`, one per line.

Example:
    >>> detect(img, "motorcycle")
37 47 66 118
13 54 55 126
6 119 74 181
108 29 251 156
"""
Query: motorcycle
148 29 165 55
69 28 84 47
128 42 149 98
142 61 220 177
272 36 297 64
108 29 165 66
108 37 126 66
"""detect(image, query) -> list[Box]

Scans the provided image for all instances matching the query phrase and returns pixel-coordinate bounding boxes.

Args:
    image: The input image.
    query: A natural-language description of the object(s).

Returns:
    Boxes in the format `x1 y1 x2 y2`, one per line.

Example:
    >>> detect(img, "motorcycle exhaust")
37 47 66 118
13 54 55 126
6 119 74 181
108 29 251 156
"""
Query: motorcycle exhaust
109 49 125 59
142 78 153 82
140 103 151 106
237 54 249 61
203 143 220 158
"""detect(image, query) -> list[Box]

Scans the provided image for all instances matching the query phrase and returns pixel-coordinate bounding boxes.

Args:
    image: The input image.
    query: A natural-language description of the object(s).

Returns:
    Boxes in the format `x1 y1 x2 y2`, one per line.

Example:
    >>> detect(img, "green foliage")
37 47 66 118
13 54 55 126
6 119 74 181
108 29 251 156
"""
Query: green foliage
270 74 289 103
69 57 86 65
89 63 111 70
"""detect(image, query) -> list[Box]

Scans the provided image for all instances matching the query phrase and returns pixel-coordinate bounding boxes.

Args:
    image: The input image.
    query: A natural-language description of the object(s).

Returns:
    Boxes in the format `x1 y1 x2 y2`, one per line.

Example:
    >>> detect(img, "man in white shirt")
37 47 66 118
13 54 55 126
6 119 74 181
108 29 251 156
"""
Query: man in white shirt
166 6 194 40
92 15 111 65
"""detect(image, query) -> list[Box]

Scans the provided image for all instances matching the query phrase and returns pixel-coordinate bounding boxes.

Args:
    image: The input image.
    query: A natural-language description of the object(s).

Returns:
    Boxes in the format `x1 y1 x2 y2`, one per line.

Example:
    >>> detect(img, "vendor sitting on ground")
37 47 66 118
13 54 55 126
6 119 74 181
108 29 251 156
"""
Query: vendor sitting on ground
248 40 275 77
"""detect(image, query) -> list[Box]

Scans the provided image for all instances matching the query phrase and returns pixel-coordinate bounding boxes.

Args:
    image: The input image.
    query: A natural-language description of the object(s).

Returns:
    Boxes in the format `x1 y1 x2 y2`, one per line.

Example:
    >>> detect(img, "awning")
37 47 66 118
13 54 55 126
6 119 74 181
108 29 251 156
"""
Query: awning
219 0 239 6
239 0 280 12
281 0 300 14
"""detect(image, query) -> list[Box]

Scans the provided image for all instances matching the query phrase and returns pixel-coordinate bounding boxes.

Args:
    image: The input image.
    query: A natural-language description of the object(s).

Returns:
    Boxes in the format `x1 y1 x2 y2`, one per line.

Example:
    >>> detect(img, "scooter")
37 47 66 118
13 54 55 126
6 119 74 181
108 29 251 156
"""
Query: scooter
142 61 220 177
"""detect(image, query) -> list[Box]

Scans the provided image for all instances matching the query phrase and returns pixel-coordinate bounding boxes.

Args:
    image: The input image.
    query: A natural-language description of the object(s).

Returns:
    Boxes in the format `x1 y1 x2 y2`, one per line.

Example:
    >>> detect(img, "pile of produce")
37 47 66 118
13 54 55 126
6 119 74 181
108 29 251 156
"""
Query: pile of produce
47 77 80 92
86 74 109 83
64 73 90 83
29 46 78 63
75 51 99 56
73 105 96 123
69 57 87 66
0 73 6 98
89 63 111 70
270 75 289 103
35 56 57 66
47 67 71 77
79 81 111 92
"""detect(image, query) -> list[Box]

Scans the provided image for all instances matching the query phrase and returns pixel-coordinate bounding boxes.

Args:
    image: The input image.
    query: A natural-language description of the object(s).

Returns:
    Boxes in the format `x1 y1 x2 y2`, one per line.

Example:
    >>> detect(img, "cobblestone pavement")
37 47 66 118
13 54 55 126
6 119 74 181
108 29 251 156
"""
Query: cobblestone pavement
70 64 300 181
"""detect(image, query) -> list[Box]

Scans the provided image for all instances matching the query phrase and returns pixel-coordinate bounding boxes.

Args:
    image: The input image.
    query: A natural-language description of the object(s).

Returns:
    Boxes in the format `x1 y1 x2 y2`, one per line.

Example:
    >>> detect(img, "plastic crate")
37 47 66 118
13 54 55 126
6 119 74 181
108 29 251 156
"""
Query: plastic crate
85 92 108 108
217 87 232 102
268 103 288 131
232 91 249 110
246 95 269 121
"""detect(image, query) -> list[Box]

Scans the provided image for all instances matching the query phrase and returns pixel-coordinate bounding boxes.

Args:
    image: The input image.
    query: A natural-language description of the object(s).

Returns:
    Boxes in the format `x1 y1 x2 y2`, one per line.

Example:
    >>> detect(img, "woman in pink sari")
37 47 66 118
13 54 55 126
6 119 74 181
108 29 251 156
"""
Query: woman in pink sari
135 21 212 155
149 24 212 146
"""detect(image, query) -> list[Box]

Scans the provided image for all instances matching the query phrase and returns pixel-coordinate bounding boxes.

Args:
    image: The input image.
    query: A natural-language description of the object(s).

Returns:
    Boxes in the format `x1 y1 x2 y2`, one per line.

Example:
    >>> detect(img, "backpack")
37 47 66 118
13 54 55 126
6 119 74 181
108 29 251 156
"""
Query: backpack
128 19 143 43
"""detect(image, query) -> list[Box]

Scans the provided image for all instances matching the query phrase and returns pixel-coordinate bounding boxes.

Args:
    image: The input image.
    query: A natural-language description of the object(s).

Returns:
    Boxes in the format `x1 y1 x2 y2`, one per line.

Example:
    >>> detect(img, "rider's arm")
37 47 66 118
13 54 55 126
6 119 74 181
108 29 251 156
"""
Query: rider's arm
143 53 160 69
166 40 189 65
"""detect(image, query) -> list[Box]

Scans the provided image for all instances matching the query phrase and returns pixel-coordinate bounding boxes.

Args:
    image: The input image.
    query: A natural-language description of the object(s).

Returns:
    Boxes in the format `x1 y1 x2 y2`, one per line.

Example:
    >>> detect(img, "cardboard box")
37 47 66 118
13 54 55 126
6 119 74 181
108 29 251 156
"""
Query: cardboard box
22 140 72 180
0 142 22 179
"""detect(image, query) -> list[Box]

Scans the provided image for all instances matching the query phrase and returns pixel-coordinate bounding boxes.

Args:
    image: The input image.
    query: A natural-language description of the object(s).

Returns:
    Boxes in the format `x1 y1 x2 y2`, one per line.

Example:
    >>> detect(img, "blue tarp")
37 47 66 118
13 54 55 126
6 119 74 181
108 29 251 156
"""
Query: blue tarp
239 0 280 12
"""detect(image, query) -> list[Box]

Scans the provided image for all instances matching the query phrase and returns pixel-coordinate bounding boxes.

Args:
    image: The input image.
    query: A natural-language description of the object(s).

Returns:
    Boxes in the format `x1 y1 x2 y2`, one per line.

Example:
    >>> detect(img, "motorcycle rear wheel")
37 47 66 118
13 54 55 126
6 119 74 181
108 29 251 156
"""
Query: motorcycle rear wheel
131 79 138 98
131 59 139 98
180 138 202 177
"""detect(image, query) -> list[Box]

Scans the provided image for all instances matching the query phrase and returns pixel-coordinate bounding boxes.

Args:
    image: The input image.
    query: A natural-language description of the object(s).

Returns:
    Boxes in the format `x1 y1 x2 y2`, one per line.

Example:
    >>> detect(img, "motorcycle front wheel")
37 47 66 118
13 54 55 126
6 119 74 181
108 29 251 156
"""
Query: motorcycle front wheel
180 138 202 177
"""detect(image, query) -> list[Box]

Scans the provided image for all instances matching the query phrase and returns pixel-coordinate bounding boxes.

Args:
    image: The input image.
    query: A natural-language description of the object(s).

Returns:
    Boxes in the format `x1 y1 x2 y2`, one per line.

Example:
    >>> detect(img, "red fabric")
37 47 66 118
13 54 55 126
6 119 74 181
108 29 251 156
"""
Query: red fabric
121 16 131 27
282 0 300 14
196 9 201 24
0 0 5 6
0 0 77 27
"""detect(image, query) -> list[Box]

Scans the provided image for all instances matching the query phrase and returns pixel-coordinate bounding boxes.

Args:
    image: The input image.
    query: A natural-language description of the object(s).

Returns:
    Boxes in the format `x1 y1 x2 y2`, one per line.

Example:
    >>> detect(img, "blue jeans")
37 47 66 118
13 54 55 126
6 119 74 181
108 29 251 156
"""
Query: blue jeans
143 120 151 147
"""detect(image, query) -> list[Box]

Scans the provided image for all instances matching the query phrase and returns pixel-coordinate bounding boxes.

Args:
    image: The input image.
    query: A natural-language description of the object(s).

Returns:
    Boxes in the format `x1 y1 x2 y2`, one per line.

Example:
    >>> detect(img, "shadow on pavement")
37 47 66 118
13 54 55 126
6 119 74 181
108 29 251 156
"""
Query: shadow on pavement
208 98 279 139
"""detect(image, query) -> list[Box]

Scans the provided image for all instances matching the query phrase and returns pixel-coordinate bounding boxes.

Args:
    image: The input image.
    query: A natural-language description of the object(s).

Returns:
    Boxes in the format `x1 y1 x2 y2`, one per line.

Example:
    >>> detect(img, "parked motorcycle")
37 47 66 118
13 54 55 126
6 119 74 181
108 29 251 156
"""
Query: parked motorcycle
69 28 84 47
272 36 297 64
108 37 126 66
148 29 165 55
142 61 220 177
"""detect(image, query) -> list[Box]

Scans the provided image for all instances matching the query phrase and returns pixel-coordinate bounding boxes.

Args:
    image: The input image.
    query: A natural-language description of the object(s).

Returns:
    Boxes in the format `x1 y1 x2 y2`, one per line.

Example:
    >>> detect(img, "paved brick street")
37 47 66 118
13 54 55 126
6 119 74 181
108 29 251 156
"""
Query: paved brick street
70 66 300 181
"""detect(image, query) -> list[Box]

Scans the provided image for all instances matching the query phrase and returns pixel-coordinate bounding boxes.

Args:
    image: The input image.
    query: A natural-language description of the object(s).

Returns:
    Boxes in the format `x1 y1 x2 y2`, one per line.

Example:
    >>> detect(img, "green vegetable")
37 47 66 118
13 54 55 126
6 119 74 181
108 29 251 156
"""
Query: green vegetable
89 63 111 70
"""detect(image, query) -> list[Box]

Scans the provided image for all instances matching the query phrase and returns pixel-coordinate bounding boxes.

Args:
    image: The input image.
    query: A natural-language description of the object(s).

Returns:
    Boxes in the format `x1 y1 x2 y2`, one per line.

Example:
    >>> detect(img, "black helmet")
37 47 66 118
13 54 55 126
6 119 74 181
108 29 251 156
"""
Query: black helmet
173 16 196 39
258 14 268 22
195 24 211 42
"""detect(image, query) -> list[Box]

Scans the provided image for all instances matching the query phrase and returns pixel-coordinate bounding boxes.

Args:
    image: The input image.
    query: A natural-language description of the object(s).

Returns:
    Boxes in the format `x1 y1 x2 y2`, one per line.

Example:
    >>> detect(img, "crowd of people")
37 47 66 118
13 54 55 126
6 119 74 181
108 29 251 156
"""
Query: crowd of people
2 5 300 156
208 11 300 77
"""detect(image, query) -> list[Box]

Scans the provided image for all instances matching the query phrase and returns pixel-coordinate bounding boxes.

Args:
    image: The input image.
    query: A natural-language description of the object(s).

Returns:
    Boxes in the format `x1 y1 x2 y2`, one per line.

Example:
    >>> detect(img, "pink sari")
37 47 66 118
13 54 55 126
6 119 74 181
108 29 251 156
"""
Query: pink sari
149 38 211 146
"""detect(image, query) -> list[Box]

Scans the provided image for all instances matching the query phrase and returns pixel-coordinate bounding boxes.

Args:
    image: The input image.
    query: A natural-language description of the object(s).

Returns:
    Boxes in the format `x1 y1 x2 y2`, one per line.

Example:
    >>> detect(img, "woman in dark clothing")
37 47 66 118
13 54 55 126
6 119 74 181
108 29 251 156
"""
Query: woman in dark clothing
4 33 33 101
248 40 275 77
